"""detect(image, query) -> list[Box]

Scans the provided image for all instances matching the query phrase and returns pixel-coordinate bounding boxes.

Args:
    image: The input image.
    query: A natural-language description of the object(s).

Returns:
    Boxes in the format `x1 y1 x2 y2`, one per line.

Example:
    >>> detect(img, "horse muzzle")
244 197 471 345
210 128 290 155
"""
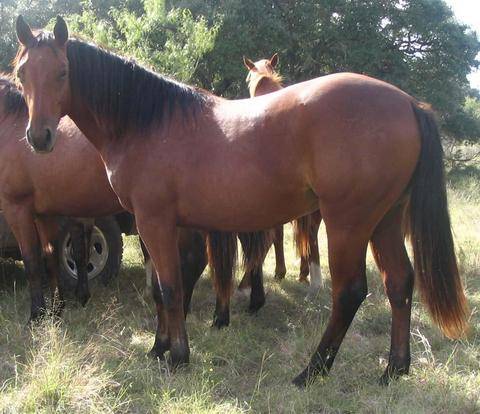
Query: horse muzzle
26 126 55 153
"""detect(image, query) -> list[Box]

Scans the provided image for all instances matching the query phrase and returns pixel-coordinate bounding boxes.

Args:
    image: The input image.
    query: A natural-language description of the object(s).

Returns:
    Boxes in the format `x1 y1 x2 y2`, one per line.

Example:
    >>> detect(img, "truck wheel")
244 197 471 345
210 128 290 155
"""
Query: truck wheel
59 216 123 289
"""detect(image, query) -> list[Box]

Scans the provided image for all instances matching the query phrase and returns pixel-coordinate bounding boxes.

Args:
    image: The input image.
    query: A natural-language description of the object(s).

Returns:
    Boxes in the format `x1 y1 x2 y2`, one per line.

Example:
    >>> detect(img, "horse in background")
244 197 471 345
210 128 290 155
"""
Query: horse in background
16 17 468 387
243 53 323 293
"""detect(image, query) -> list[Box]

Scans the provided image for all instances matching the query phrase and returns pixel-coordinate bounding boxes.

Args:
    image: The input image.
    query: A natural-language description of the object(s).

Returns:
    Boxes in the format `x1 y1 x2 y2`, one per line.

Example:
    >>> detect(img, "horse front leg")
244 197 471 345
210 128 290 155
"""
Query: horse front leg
4 205 46 322
137 212 189 366
70 219 94 307
36 217 65 317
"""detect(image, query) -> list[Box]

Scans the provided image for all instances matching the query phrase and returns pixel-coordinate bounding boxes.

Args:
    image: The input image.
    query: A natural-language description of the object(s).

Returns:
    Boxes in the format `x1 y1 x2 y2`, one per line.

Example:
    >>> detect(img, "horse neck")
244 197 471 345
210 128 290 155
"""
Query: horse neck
250 75 283 97
68 97 117 155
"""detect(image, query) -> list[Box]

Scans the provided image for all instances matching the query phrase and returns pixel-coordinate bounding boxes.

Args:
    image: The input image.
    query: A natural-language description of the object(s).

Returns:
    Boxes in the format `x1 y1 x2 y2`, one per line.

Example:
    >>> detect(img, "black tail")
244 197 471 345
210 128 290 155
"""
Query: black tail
206 231 237 301
408 102 469 339
238 230 274 273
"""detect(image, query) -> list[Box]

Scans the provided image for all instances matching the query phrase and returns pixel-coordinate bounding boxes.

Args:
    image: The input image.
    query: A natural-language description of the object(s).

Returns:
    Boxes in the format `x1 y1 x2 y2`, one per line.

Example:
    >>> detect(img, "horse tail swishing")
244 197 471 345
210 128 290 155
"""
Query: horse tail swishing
408 102 468 338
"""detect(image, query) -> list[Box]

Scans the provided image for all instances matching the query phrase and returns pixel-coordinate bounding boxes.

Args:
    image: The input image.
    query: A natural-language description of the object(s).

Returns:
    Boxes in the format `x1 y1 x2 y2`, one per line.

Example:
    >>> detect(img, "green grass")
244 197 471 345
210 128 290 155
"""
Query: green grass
0 168 479 413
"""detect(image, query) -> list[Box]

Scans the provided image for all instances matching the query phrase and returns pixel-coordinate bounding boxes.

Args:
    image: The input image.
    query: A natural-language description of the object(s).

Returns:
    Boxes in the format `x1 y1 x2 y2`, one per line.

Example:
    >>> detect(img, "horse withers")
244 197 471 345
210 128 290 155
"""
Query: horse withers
15 16 468 386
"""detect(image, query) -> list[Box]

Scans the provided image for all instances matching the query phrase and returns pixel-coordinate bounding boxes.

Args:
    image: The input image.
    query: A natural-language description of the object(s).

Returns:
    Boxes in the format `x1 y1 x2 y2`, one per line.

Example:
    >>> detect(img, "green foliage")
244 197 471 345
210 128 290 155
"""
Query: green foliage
0 0 81 70
0 0 479 143
67 0 219 82
444 97 480 142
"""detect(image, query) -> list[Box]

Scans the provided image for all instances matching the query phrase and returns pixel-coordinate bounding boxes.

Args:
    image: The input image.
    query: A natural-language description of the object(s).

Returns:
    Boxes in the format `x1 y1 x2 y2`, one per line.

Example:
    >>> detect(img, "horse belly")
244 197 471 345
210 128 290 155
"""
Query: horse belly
176 169 317 232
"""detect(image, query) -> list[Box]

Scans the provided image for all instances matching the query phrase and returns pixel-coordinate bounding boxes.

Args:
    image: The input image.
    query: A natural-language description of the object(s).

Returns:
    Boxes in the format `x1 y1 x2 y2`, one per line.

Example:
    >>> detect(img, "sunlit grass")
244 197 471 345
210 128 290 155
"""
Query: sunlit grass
0 166 478 413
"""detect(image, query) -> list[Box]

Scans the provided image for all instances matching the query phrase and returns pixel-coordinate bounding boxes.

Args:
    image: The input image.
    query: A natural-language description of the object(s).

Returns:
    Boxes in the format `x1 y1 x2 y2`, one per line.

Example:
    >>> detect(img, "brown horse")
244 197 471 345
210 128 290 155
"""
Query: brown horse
0 74 211 323
15 17 468 386
243 53 323 292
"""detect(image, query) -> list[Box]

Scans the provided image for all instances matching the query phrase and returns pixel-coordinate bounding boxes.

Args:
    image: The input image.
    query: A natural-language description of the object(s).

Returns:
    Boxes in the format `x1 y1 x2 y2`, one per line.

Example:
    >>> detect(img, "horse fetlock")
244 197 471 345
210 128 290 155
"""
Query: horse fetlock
75 285 91 307
29 293 47 322
212 313 230 329
274 265 286 280
148 334 170 360
169 340 190 368
379 362 410 386
212 303 230 329
248 291 266 314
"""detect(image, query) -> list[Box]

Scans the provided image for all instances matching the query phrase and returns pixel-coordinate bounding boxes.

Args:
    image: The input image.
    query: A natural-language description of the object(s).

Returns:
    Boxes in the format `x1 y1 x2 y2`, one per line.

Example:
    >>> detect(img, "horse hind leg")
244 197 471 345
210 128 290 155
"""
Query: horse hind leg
238 231 273 314
273 225 286 279
370 203 414 385
140 238 153 296
293 224 369 387
306 210 323 298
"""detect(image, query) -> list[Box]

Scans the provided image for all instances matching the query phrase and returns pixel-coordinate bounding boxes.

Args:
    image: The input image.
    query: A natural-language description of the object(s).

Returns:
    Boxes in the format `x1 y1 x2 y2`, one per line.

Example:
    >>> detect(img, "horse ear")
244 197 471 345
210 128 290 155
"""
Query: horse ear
243 56 256 71
270 53 279 68
16 15 35 47
54 16 68 46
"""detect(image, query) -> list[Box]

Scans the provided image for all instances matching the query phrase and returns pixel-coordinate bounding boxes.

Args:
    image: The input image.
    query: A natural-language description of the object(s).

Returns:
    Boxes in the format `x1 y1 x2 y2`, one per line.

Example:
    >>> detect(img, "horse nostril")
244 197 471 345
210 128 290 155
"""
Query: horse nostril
45 128 52 145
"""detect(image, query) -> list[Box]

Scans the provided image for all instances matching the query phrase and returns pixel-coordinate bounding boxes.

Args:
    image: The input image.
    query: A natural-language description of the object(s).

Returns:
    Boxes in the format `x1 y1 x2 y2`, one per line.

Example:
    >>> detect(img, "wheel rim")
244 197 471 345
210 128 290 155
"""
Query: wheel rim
61 225 109 280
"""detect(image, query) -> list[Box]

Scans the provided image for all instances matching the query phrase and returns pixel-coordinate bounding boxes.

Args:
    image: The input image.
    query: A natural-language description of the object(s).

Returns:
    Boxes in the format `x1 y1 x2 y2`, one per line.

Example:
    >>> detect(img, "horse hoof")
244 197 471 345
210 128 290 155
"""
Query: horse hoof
212 314 230 329
298 276 309 284
378 373 391 386
274 268 286 280
147 347 166 361
248 297 266 314
75 290 91 307
292 372 308 388
169 345 190 369
379 365 408 386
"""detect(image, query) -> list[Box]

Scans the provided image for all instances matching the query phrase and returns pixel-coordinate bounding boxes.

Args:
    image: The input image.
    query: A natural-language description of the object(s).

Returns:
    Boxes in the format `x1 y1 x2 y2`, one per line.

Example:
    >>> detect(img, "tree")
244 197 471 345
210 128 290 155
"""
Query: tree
0 0 478 143
0 0 83 70
67 0 219 82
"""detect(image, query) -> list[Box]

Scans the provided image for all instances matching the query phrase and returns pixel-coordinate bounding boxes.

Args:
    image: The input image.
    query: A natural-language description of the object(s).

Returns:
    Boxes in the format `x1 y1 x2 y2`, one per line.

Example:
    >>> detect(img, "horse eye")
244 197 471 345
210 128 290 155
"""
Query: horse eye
58 70 67 81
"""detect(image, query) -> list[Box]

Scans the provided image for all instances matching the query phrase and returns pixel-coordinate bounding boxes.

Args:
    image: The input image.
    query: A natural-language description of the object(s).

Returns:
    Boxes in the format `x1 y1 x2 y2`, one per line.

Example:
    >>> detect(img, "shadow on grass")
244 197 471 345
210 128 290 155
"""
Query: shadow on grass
1 253 479 413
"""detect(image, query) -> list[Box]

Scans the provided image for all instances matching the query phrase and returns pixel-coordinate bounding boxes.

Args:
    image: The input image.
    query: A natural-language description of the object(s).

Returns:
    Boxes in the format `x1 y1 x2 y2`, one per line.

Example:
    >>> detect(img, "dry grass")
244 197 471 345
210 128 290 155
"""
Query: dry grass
0 167 478 413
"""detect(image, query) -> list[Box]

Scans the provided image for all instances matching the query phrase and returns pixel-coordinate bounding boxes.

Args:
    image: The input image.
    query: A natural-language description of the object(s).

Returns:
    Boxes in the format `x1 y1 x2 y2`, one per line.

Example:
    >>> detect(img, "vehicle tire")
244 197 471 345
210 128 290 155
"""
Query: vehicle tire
59 216 123 290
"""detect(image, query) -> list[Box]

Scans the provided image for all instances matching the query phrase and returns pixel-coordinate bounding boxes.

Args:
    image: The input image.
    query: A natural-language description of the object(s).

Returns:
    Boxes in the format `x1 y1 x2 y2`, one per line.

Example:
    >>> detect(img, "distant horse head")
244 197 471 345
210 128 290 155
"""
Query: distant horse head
243 53 282 97
15 15 70 153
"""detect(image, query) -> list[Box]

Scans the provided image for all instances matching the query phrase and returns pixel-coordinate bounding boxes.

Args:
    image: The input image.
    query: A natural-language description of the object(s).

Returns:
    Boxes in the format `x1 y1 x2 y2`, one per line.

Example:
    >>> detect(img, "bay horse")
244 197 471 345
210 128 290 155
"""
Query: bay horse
0 74 212 323
15 16 468 386
243 53 323 291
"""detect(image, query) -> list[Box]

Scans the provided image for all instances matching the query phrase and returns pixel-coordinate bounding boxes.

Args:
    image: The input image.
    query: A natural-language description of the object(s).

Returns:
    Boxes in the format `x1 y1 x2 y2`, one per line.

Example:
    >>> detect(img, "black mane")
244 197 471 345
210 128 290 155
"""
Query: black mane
66 39 209 138
0 75 27 116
